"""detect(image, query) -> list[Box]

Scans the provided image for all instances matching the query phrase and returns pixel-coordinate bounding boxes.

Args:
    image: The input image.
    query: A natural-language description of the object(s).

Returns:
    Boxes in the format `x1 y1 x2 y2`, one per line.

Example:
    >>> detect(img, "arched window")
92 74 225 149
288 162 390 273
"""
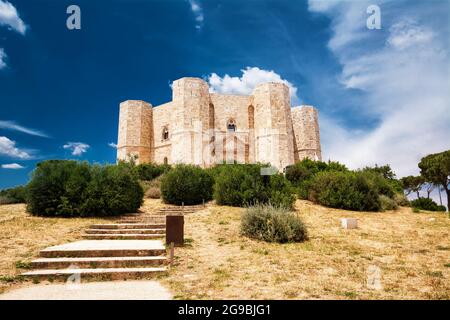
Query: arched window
227 119 236 132
162 127 169 141
209 103 215 129
248 105 254 129
163 157 168 165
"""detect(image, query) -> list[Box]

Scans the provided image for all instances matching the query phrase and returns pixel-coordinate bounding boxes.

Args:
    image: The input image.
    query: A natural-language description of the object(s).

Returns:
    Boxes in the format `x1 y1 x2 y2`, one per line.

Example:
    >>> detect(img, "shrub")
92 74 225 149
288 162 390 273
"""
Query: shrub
241 204 308 243
0 186 28 204
393 193 410 207
308 171 381 211
379 195 398 211
81 163 144 216
411 198 446 212
161 165 213 205
141 175 163 199
285 159 348 199
27 160 143 217
213 164 294 209
134 163 170 181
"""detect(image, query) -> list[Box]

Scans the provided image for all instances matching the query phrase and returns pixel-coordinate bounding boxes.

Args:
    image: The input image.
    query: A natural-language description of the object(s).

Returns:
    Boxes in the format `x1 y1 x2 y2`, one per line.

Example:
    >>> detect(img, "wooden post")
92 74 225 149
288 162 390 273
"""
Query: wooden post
169 242 175 266
203 199 205 207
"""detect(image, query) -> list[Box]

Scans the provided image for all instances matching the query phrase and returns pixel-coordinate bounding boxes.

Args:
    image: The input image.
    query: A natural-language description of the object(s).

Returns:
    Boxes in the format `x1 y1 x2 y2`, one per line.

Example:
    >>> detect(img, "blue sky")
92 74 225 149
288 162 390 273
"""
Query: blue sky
1 0 449 201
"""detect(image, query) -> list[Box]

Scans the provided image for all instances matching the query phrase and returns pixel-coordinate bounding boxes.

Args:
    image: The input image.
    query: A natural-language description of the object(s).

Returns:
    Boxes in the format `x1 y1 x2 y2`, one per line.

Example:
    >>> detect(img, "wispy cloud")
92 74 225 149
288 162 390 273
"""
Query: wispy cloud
0 0 27 35
0 120 50 138
188 0 204 29
207 67 300 105
1 163 24 169
63 142 90 156
0 136 31 159
308 0 450 177
0 48 6 69
108 142 117 149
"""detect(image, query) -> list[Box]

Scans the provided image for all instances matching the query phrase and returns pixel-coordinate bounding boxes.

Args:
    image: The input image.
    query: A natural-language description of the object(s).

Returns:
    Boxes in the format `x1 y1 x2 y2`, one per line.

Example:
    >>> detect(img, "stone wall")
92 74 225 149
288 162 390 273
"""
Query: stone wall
116 100 153 164
291 105 322 161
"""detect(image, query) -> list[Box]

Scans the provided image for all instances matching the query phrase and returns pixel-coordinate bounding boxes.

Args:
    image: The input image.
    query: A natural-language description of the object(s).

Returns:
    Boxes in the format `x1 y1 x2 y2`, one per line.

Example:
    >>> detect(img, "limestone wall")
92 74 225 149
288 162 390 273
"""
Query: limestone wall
291 105 322 161
152 102 173 164
252 83 295 170
116 100 153 164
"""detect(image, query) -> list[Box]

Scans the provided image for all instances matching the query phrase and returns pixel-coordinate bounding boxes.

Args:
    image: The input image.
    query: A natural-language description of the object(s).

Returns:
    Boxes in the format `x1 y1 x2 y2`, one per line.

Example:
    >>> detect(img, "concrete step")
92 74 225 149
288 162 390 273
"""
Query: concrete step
82 234 164 240
90 223 165 229
85 228 165 235
119 220 165 224
30 256 167 269
40 240 166 258
21 267 168 280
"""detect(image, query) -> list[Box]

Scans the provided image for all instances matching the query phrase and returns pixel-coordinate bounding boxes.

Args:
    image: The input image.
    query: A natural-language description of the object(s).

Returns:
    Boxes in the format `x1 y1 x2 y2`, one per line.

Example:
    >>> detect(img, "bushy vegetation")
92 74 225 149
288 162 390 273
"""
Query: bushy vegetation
0 186 28 204
142 175 163 199
160 164 214 205
241 204 308 243
134 163 170 181
379 195 398 211
213 164 294 209
308 171 383 211
27 160 143 217
410 198 446 212
285 159 348 199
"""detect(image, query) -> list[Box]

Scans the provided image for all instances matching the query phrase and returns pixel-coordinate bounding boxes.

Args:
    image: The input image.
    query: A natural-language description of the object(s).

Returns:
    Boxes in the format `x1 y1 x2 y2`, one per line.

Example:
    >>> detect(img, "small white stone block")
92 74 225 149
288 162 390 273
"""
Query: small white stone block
341 218 358 229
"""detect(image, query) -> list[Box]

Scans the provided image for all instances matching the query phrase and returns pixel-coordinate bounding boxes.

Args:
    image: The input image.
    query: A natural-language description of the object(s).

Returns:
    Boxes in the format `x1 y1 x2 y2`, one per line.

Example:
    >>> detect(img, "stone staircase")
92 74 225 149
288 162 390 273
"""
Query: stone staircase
21 240 168 280
20 205 205 281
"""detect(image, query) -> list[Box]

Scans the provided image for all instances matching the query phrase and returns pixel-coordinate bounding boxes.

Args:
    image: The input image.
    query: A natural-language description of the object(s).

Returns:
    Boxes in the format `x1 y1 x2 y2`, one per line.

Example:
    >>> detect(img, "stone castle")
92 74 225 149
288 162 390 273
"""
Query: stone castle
116 77 321 170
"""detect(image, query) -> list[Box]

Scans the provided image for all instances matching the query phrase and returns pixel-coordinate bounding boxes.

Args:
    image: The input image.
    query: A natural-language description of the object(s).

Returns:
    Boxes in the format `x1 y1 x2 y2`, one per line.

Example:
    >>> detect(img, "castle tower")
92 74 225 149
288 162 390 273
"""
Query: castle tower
252 83 295 170
170 77 211 166
117 100 153 164
291 105 322 161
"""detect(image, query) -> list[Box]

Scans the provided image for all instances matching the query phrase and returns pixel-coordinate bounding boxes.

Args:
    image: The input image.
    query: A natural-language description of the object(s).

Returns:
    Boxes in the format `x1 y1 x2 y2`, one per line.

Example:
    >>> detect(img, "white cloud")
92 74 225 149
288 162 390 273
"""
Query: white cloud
0 120 49 138
108 142 117 148
0 0 27 34
1 163 24 169
0 136 31 159
387 20 434 50
188 0 204 29
308 0 450 177
0 48 6 69
207 67 300 105
63 142 90 156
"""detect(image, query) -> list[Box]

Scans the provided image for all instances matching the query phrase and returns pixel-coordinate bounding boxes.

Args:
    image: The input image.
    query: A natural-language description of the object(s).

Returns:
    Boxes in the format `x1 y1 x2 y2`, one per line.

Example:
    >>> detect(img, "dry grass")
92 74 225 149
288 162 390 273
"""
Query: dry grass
162 200 450 300
0 204 117 293
1 199 449 299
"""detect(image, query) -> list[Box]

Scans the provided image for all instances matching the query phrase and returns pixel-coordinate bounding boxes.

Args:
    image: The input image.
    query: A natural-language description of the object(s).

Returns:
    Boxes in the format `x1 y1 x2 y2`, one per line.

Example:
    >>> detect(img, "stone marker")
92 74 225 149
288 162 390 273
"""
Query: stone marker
341 218 358 229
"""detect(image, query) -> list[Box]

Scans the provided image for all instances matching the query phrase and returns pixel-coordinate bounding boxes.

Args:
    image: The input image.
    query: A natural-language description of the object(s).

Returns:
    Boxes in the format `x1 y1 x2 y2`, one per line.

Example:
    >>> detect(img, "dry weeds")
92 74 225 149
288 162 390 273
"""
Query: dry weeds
161 200 450 299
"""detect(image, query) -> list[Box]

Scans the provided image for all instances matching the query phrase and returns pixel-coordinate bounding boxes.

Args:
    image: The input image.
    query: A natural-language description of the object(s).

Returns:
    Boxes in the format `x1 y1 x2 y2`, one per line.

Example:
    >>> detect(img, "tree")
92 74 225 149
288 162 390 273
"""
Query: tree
400 175 424 198
419 150 450 211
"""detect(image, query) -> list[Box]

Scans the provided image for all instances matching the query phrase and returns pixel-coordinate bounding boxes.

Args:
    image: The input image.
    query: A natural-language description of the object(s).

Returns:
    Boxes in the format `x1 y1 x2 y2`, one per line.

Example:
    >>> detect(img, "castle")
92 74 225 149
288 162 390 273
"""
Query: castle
116 77 321 170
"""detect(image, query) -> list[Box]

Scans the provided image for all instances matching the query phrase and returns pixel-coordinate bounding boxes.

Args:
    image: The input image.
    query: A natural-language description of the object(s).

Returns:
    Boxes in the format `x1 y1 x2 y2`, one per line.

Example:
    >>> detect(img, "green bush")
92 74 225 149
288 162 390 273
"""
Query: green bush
285 159 347 199
213 164 294 209
27 160 143 217
411 198 446 212
393 193 410 207
0 185 28 204
81 163 144 215
160 164 213 205
241 204 308 243
379 195 398 211
308 171 382 211
134 163 170 181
